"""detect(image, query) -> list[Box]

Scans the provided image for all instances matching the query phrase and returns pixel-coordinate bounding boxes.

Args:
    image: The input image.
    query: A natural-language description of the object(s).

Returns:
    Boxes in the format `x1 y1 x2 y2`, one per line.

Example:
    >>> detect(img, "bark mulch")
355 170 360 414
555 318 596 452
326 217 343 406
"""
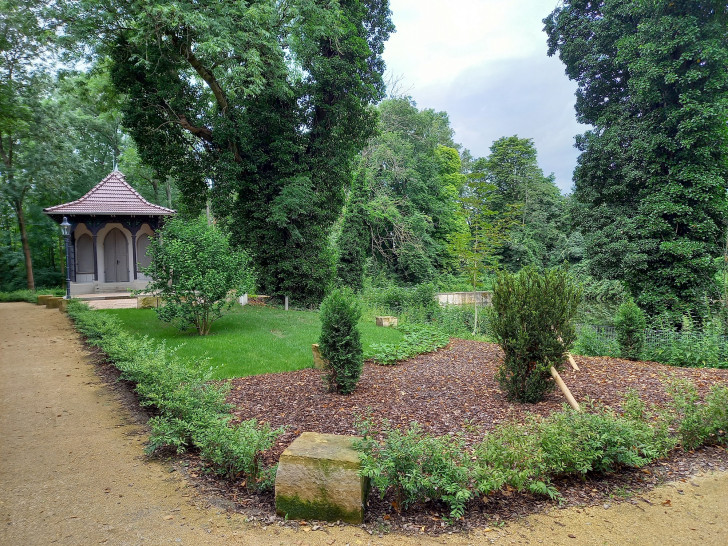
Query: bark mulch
204 339 728 534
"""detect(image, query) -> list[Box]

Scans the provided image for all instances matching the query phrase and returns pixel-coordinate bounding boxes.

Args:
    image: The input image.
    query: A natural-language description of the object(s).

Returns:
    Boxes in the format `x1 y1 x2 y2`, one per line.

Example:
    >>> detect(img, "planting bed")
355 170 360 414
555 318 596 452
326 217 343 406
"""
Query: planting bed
215 340 728 532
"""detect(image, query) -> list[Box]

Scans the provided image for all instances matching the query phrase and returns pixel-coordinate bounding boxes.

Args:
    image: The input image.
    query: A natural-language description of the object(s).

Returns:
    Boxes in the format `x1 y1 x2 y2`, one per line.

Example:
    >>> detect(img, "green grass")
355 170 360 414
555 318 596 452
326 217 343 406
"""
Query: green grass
101 304 403 379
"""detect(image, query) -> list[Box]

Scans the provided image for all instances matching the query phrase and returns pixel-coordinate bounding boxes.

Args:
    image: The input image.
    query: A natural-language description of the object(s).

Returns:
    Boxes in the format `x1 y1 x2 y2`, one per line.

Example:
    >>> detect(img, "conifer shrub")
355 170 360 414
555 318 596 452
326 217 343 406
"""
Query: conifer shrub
488 266 581 403
614 299 646 360
319 287 363 394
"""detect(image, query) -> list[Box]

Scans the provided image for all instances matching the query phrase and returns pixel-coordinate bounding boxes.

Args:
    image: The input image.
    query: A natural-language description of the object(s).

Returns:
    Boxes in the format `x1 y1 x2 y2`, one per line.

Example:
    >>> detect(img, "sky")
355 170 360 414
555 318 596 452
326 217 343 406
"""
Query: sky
381 0 590 194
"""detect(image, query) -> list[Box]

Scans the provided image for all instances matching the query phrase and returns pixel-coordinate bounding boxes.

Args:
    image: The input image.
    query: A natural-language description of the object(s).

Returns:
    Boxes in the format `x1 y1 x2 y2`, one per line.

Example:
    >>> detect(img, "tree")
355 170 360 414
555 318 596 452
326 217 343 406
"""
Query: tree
482 136 566 271
336 173 369 291
449 175 513 335
64 0 394 306
0 0 58 290
488 267 581 403
142 217 255 335
357 98 465 283
545 1 728 318
319 287 363 394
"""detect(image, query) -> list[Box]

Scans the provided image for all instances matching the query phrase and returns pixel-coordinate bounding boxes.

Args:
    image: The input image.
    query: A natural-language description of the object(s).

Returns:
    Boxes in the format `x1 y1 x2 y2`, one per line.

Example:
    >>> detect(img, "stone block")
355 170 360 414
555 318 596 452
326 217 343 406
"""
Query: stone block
311 344 327 370
375 316 398 327
275 432 367 524
57 299 68 312
46 297 62 309
36 295 54 306
136 296 160 309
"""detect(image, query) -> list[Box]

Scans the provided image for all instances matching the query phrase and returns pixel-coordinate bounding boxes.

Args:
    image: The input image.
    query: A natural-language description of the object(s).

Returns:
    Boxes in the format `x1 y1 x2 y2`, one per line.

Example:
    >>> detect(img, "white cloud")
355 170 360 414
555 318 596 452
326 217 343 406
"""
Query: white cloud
383 0 588 193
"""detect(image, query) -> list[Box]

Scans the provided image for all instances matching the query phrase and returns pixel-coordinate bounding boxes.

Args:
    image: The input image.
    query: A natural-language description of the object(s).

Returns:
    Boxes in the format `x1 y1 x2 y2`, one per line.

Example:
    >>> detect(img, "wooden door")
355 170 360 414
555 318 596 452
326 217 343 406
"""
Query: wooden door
104 228 129 282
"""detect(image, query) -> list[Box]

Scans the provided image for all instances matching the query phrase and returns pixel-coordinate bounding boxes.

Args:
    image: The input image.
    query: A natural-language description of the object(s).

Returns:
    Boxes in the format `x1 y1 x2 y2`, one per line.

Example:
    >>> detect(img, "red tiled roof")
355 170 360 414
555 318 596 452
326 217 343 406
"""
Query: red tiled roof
44 171 175 216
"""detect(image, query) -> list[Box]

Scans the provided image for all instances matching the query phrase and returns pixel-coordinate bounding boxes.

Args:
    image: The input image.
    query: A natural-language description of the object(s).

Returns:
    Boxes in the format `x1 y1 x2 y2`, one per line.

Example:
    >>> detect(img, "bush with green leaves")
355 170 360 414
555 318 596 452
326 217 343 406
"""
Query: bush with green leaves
141 216 255 335
319 287 363 394
573 325 619 357
663 378 728 450
614 299 646 360
368 324 450 365
66 299 283 488
488 266 582 402
0 289 64 302
355 417 473 520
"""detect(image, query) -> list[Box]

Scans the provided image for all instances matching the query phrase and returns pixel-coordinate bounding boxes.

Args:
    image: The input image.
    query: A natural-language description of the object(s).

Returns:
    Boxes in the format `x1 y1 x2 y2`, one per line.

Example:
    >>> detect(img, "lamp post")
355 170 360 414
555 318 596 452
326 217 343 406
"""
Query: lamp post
60 217 71 299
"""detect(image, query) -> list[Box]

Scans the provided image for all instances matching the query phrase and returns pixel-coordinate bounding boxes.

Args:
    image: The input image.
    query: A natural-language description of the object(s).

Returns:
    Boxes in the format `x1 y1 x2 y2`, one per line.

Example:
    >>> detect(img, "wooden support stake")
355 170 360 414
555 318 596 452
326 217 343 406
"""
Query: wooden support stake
567 353 579 371
550 366 581 412
285 296 289 311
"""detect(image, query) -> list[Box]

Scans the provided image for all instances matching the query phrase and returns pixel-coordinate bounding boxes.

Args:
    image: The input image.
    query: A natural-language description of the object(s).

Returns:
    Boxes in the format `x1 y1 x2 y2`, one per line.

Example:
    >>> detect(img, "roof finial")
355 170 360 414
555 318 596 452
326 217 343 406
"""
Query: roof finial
112 157 119 172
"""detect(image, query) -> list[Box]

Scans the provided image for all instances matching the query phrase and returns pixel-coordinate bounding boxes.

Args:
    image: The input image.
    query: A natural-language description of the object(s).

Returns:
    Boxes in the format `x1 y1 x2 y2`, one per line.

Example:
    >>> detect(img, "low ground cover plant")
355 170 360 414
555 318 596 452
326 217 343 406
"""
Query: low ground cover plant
67 300 283 490
355 382 726 520
0 288 64 302
369 324 450 365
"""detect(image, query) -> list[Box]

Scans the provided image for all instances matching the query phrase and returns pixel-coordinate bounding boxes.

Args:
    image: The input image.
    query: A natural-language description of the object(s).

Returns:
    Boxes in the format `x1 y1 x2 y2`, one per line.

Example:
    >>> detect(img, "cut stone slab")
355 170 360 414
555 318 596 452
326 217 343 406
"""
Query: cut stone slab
375 316 398 327
46 297 62 309
275 432 367 524
136 296 160 309
57 299 68 312
36 295 54 306
311 344 327 370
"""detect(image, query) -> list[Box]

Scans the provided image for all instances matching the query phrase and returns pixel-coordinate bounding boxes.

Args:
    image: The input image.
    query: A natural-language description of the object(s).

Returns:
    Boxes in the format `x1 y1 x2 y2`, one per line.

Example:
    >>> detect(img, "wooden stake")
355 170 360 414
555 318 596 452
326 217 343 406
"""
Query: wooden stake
550 366 581 411
567 353 580 371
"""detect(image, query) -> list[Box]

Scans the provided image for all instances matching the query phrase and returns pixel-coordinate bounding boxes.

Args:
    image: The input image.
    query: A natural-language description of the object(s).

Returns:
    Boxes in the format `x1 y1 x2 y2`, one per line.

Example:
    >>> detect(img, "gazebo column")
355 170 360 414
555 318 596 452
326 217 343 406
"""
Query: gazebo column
90 222 104 282
129 224 141 280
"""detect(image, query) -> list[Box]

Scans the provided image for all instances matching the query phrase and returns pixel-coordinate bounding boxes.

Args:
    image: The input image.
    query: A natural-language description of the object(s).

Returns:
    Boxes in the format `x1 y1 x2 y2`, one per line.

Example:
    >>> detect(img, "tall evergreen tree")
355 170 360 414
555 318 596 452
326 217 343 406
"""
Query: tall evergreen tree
545 1 728 317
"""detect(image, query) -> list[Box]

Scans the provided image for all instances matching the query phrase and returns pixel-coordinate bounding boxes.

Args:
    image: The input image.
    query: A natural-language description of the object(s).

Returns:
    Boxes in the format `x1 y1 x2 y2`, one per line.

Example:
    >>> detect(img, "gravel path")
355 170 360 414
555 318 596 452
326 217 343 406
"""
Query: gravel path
1 301 727 545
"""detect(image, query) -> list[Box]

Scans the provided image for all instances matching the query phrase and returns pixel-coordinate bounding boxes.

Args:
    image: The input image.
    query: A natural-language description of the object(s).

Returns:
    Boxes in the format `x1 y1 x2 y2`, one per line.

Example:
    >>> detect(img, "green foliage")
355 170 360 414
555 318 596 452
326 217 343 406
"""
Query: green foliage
196 418 283 487
355 396 677 520
573 325 619 358
319 287 363 394
65 299 282 489
66 0 394 307
355 418 473 521
663 378 728 450
142 216 255 335
336 174 369 291
545 1 728 318
614 300 646 360
0 289 62 302
641 315 728 368
489 267 582 402
369 324 450 366
479 136 567 271
358 99 465 284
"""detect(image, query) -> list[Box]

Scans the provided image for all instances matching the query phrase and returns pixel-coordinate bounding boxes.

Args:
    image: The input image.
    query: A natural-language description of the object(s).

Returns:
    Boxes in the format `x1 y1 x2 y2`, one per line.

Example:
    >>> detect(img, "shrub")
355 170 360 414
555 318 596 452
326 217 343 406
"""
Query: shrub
319 287 363 394
368 324 449 365
141 216 255 335
614 299 646 360
573 325 619 357
355 418 473 520
664 378 728 449
66 299 281 490
488 266 582 402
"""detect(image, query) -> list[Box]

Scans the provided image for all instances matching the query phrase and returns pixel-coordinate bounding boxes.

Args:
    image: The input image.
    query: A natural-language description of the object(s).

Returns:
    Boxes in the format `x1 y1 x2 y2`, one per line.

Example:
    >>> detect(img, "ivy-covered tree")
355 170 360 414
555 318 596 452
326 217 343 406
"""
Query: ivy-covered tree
545 1 728 318
358 98 465 283
64 0 393 306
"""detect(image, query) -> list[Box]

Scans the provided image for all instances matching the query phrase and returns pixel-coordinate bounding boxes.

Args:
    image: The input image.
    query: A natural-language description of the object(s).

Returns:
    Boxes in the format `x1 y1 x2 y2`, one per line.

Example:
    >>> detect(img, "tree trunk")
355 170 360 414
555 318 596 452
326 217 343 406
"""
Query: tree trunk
14 200 35 291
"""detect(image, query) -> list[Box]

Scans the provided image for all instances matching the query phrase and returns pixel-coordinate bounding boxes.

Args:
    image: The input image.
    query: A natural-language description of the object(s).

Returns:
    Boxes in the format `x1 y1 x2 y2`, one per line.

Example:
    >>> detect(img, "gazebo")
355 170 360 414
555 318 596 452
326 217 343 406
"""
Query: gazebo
44 171 175 295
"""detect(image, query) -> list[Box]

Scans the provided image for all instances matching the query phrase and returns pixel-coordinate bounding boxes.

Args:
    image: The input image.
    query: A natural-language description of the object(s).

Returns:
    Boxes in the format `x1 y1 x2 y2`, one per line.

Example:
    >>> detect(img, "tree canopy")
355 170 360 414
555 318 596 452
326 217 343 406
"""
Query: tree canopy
545 0 728 318
62 0 394 306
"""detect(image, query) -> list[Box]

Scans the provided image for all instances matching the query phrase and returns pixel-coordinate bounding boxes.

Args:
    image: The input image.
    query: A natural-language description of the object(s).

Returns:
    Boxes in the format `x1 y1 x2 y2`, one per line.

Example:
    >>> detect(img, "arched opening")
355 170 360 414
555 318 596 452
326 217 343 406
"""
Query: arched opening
104 228 129 282
76 234 94 274
137 233 152 270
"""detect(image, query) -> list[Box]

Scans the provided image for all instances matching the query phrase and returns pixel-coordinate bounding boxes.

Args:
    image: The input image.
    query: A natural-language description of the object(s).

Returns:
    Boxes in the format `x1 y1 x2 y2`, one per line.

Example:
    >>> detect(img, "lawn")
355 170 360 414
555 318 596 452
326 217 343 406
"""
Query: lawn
101 304 403 379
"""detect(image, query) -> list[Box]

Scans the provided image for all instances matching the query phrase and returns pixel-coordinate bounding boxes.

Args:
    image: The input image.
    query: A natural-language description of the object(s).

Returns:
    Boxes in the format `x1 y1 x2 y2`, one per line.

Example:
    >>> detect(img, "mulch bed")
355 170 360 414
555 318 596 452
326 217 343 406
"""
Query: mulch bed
95 337 728 535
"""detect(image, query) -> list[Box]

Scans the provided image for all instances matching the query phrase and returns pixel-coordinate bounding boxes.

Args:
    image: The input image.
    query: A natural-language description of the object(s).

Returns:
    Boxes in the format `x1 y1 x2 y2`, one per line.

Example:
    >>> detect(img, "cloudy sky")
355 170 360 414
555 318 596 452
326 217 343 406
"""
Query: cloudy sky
382 0 590 194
